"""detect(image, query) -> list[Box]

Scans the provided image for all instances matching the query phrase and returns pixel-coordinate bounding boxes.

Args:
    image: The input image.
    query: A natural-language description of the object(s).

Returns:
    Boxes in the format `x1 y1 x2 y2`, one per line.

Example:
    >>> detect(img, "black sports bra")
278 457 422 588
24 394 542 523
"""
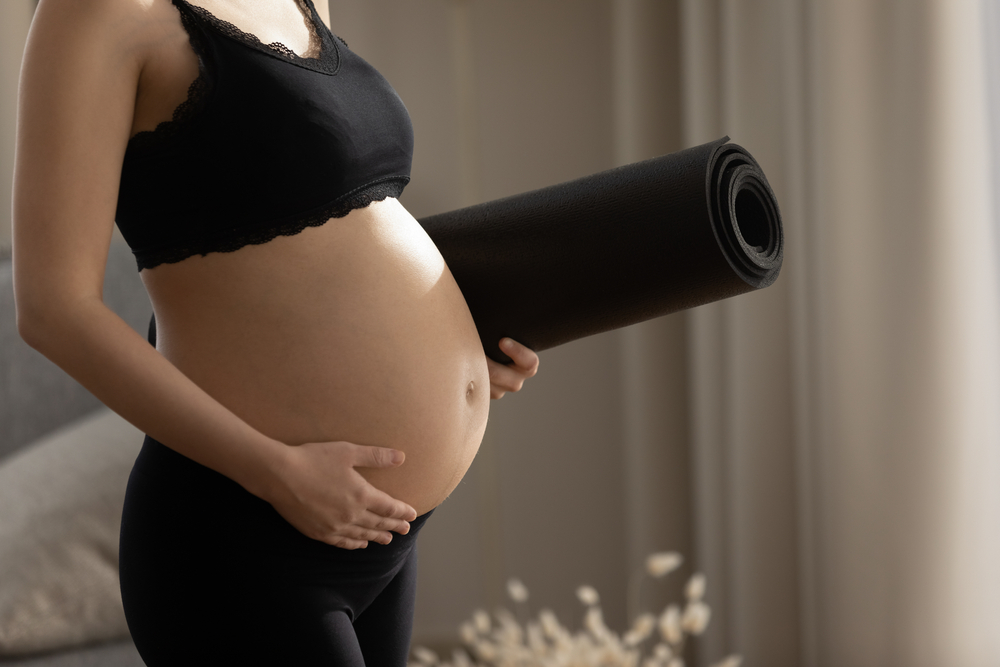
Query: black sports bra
115 0 414 270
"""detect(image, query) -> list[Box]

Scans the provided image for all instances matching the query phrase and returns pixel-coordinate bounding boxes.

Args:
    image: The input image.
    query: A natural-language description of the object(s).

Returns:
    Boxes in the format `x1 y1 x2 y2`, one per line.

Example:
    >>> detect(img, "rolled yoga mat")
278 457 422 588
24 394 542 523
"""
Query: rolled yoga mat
418 137 783 363
147 138 782 363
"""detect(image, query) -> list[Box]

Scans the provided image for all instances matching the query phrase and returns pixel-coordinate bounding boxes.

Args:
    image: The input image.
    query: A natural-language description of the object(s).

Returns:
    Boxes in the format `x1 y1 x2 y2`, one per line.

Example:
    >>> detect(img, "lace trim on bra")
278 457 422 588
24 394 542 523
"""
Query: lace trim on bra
179 0 341 75
134 177 410 270
126 7 211 153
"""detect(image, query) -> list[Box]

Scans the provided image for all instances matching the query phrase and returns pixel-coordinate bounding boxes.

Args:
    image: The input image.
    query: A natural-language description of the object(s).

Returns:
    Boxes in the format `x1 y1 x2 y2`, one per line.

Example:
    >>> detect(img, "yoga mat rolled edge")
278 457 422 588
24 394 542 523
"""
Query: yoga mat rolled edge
418 137 784 364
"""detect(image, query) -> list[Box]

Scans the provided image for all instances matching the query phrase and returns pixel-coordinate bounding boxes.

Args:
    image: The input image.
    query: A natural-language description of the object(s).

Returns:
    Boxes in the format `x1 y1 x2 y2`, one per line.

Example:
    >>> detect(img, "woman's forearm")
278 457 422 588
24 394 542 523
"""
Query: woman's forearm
17 295 288 501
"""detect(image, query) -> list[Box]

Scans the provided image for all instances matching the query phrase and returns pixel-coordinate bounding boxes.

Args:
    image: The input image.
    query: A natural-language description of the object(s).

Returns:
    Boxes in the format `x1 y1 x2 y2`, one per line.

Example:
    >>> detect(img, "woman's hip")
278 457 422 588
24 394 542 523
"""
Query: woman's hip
119 435 433 594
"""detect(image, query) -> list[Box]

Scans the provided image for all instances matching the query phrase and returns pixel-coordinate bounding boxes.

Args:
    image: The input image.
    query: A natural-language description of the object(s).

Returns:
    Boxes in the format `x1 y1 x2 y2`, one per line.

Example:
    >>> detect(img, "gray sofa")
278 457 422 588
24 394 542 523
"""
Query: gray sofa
0 242 148 666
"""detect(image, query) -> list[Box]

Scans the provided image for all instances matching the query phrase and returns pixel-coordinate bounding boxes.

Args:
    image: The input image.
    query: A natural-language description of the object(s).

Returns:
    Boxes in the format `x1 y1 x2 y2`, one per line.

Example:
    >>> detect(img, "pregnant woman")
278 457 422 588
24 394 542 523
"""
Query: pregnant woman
13 0 539 664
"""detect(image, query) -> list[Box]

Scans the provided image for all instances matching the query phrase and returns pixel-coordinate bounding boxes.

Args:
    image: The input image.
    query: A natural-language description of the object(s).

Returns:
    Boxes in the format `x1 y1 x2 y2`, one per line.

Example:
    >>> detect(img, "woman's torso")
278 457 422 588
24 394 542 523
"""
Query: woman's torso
128 0 490 514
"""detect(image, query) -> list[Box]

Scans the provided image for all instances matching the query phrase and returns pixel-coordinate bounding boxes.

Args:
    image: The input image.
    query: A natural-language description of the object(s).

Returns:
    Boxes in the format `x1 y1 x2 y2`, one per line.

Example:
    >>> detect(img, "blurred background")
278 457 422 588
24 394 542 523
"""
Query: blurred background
2 1 1000 666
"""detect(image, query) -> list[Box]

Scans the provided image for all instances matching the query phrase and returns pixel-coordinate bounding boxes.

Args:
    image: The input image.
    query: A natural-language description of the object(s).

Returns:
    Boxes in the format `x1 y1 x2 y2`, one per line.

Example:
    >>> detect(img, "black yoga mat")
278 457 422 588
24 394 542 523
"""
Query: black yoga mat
418 137 783 363
147 138 782 363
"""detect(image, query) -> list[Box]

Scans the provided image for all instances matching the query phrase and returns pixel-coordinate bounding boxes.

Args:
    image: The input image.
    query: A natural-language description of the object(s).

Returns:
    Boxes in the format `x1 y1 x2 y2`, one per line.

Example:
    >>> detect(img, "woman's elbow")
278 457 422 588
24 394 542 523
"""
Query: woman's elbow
13 285 82 353
15 296 51 351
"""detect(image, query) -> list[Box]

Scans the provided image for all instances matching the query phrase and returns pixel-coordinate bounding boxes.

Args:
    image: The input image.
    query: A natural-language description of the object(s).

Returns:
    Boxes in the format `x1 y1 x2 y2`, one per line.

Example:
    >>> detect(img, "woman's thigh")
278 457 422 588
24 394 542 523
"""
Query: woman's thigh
354 545 420 664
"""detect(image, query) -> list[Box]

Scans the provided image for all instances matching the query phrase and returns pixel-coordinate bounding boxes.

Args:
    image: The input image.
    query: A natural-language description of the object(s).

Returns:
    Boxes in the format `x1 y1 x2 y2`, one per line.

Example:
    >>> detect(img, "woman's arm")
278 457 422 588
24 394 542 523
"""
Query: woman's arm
13 0 415 550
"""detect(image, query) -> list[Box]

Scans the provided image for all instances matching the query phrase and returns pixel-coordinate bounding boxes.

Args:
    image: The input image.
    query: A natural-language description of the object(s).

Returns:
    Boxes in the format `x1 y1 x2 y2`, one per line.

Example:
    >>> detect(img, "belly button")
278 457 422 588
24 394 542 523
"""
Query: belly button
466 380 476 400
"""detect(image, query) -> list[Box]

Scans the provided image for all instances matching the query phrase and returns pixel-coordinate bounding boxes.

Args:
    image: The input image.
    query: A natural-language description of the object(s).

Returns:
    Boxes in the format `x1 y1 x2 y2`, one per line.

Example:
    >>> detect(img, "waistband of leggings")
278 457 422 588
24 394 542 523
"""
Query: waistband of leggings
134 434 234 485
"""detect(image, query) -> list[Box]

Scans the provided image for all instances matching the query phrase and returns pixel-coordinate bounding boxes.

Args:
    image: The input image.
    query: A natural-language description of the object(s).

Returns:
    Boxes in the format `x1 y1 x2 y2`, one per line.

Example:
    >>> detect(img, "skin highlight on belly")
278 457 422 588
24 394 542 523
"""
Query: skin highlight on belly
140 199 490 514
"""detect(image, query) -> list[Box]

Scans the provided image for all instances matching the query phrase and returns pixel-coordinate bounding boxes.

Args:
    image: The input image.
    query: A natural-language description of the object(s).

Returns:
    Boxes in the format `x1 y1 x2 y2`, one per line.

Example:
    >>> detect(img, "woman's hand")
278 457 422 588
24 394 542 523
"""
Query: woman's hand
488 338 540 399
265 440 418 550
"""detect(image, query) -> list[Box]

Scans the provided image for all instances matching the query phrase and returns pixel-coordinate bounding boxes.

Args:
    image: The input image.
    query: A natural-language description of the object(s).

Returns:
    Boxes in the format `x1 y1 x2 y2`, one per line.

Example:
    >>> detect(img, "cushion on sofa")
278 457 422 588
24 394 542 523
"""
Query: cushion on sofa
0 409 143 656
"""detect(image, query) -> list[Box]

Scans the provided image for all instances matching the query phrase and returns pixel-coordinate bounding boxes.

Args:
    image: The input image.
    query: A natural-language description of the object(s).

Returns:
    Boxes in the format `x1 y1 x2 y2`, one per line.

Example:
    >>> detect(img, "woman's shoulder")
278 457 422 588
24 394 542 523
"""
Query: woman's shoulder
31 0 175 66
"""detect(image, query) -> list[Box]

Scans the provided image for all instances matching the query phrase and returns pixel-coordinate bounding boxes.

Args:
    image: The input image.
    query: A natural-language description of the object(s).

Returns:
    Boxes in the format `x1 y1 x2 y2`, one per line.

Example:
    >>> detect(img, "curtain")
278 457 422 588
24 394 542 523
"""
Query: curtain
679 1 1000 666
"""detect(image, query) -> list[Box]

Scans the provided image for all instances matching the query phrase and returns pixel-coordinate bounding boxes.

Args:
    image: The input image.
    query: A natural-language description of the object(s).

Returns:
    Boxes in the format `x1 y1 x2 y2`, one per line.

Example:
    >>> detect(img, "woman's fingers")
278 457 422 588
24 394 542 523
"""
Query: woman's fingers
488 338 540 398
330 537 370 550
364 486 418 524
352 443 405 469
340 524 394 546
500 338 540 375
320 508 410 549
362 509 412 535
311 507 406 549
349 445 418 521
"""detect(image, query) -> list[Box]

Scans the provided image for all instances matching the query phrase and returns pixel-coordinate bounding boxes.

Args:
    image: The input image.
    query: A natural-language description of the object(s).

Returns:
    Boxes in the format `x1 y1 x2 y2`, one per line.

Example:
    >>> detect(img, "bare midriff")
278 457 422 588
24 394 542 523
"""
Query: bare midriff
140 198 490 515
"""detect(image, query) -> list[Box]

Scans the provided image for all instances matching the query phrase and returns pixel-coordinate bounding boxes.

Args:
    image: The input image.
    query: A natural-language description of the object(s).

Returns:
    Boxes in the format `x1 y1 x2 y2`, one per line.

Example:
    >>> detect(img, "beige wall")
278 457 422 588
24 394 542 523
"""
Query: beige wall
0 0 33 254
328 0 687 648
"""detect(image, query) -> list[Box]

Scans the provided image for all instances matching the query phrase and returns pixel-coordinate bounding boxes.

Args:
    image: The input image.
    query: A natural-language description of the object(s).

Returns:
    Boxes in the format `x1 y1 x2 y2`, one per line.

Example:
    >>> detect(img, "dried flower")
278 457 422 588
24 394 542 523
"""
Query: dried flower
472 640 496 661
623 613 656 646
667 658 685 667
459 621 476 644
472 609 491 633
584 606 607 638
539 608 561 638
494 608 523 645
577 585 601 606
523 621 542 652
450 649 473 667
411 646 439 665
685 573 706 601
646 552 683 578
681 601 711 635
506 577 529 603
653 642 672 660
659 605 682 645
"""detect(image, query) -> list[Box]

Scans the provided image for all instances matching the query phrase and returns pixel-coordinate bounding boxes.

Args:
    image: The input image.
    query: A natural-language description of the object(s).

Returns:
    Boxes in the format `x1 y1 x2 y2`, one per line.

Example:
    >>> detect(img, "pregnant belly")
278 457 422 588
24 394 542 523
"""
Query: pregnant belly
141 199 491 514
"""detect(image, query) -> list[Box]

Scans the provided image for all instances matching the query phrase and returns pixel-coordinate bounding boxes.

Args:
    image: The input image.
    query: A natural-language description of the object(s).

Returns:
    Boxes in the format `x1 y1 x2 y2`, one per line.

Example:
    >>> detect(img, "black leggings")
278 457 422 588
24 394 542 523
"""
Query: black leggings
119 436 432 666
